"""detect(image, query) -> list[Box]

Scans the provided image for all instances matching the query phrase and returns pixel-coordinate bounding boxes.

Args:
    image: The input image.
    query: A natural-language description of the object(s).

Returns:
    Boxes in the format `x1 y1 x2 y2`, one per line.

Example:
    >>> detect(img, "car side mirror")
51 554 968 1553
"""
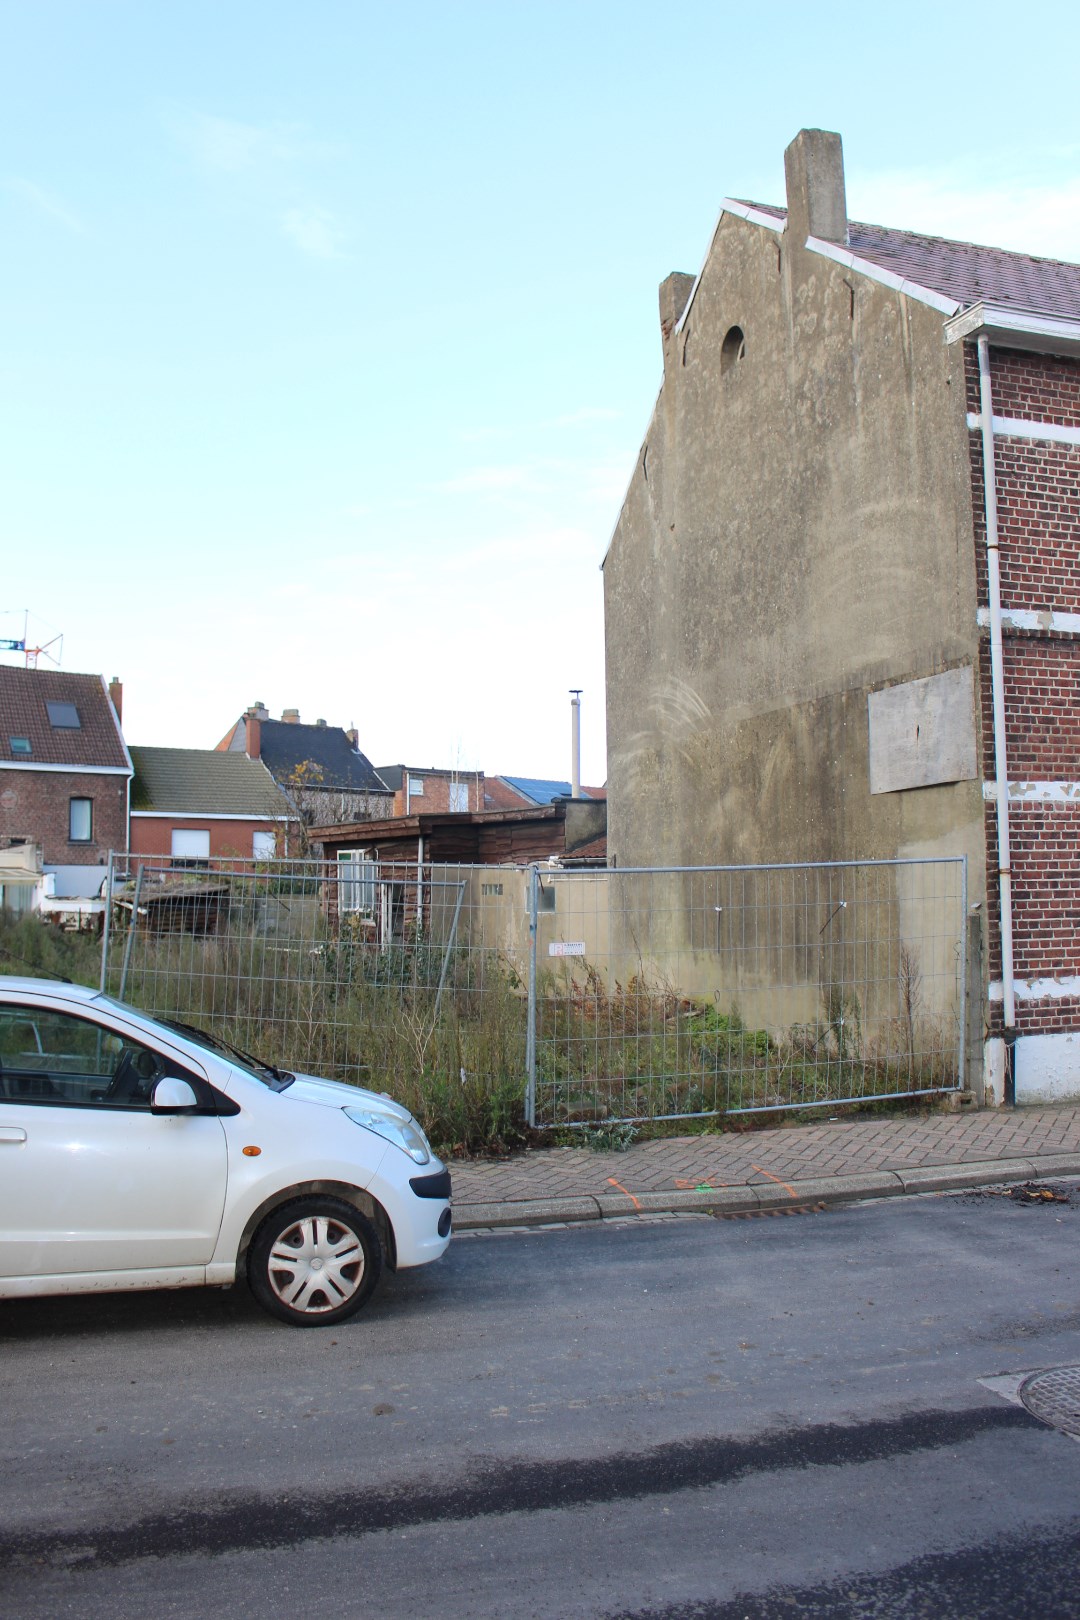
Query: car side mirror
150 1076 199 1114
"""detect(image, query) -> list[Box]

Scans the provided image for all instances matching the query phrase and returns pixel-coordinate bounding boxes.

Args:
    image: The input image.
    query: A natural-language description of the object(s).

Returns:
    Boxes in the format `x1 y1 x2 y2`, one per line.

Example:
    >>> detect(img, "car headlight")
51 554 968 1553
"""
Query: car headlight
343 1105 431 1165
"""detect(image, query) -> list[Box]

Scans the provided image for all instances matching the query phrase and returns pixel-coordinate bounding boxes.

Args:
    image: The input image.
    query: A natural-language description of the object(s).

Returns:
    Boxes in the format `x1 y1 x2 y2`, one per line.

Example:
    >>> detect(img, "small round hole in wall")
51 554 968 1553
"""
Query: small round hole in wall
721 325 746 374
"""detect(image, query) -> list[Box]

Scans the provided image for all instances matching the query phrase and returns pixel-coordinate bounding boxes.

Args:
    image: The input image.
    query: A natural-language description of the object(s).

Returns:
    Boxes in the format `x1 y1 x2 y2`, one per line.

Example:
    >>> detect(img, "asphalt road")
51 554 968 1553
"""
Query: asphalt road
3 1188 1080 1618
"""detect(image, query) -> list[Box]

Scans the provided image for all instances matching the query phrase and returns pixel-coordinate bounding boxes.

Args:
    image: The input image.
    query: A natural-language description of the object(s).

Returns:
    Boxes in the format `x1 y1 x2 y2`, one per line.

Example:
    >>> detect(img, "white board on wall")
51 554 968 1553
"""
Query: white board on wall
868 666 977 795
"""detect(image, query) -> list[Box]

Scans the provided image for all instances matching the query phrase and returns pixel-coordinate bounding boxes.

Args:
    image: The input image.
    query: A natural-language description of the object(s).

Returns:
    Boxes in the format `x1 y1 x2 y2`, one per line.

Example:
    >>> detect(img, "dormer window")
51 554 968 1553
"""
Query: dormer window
46 701 81 729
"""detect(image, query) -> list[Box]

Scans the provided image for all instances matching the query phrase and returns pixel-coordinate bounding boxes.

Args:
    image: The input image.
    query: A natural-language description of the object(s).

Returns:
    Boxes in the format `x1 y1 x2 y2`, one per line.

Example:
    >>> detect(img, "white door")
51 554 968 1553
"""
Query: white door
0 1005 228 1279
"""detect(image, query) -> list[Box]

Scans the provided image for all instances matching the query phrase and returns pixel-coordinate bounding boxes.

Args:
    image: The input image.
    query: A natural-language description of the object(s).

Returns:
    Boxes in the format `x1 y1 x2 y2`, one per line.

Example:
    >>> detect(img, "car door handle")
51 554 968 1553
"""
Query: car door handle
0 1126 27 1143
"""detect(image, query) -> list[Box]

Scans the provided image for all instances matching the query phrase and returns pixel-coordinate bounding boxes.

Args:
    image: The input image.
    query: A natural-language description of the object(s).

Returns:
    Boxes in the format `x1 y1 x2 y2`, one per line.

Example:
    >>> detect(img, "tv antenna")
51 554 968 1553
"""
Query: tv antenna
0 610 64 669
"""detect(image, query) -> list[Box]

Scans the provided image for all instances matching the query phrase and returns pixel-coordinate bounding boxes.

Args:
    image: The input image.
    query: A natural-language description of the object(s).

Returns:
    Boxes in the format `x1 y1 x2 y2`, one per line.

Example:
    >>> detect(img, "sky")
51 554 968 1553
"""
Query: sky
3 1 1080 786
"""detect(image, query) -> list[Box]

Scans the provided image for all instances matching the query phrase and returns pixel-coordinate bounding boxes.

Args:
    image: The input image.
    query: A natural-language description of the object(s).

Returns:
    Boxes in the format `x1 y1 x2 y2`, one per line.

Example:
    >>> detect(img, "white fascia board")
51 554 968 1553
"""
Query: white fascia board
977 606 1080 634
130 810 292 821
718 199 784 233
99 673 133 772
990 975 1080 1002
804 236 960 315
946 303 1080 355
983 780 1080 803
671 199 782 341
0 761 132 776
966 410 1080 447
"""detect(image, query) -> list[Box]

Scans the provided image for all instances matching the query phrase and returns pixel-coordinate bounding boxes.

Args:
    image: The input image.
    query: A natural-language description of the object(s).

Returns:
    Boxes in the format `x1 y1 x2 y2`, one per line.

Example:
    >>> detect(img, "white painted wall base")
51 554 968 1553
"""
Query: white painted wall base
983 1038 1006 1107
1014 1032 1080 1104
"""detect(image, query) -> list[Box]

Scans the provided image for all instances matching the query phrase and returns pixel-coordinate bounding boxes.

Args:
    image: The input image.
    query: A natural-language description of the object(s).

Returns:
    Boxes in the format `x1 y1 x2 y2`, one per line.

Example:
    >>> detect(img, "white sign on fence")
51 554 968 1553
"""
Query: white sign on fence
548 941 586 957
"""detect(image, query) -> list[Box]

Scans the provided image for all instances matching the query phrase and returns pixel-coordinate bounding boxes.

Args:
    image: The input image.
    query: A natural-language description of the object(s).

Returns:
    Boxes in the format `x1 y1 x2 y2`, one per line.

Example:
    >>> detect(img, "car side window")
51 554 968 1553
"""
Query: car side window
0 1006 201 1110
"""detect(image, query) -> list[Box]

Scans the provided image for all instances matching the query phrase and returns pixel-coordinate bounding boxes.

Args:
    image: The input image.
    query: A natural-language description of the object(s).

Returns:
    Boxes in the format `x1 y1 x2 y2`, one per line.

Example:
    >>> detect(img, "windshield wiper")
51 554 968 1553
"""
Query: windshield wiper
162 1019 295 1088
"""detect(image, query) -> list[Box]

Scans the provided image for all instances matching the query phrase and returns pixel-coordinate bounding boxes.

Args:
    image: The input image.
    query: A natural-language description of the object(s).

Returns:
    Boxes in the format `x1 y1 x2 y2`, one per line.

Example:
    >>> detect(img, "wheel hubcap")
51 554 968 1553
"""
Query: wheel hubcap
267 1215 364 1314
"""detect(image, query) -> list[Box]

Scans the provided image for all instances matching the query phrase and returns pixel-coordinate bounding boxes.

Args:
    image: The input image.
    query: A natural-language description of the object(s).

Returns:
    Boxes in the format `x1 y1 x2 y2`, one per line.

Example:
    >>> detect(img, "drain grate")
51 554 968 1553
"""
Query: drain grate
1020 1365 1080 1437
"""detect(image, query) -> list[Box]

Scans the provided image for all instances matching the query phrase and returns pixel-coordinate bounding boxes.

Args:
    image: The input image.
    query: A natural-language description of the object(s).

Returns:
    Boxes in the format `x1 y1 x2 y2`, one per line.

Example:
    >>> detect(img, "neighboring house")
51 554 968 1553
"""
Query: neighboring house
0 668 131 911
603 126 1080 1105
377 764 485 816
483 776 607 809
128 746 296 868
216 703 392 836
309 799 607 938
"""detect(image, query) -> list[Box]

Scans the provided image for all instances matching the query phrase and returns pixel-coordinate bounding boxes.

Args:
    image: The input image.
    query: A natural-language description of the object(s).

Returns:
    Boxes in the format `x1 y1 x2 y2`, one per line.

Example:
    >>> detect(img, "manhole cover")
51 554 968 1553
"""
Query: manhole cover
1020 1365 1080 1436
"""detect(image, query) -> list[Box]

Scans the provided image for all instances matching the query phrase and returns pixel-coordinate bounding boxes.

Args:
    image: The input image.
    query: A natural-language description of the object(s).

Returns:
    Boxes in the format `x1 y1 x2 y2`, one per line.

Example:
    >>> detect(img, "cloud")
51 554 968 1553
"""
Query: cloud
168 109 333 175
436 465 548 495
551 406 621 427
850 164 1080 263
280 205 349 260
3 177 83 233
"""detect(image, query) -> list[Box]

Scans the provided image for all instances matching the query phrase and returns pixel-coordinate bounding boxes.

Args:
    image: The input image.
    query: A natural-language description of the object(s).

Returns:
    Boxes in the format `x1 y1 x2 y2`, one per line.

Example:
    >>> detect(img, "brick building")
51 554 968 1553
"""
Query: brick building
0 668 131 901
376 764 485 816
604 128 1080 1105
129 746 295 868
216 703 391 836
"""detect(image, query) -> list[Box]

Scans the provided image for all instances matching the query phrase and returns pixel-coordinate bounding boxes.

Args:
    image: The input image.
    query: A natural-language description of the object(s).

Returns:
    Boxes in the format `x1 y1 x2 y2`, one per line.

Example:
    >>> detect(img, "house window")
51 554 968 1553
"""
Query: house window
252 830 276 861
448 781 468 813
46 702 81 729
9 737 31 755
69 798 93 842
171 829 210 864
338 850 377 916
407 776 424 798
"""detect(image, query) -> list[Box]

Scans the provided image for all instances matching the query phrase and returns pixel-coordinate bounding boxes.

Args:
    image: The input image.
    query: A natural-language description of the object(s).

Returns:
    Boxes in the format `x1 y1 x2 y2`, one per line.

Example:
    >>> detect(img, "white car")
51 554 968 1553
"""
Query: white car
0 978 451 1326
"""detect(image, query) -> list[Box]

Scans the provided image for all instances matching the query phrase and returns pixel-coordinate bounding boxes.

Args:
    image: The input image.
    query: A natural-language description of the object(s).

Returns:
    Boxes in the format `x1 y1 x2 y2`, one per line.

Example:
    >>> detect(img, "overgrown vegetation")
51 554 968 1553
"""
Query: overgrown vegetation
2 908 958 1158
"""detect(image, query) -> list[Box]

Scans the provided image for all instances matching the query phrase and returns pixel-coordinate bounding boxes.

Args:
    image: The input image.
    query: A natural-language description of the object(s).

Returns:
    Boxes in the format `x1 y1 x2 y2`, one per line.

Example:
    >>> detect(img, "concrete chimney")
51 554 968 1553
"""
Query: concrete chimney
316 718 327 728
108 677 123 724
281 708 300 724
247 701 269 720
659 272 696 341
346 727 359 748
783 128 847 246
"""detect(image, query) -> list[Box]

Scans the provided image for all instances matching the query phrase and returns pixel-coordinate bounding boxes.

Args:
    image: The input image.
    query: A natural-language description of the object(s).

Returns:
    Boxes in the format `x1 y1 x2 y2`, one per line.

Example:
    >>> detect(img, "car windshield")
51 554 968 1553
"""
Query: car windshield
93 994 294 1091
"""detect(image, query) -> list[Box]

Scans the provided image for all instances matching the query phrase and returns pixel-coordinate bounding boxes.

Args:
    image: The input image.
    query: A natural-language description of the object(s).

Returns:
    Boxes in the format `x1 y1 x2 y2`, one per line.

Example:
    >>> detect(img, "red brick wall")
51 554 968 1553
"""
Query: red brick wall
130 816 284 868
969 344 1080 1036
390 773 485 816
0 769 128 865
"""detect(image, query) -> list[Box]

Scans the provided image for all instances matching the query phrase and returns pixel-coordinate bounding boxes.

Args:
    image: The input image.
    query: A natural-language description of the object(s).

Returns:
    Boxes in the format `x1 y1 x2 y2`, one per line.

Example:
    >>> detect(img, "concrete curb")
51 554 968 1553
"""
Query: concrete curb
452 1154 1080 1232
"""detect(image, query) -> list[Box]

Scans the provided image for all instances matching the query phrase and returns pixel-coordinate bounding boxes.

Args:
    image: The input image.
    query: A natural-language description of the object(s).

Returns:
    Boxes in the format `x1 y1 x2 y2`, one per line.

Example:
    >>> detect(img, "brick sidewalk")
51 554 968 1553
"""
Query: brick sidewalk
450 1107 1080 1228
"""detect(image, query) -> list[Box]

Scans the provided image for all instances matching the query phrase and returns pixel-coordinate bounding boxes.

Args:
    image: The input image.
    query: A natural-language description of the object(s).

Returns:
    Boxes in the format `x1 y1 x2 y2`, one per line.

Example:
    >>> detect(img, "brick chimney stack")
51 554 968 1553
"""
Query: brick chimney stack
108 677 123 724
281 708 300 724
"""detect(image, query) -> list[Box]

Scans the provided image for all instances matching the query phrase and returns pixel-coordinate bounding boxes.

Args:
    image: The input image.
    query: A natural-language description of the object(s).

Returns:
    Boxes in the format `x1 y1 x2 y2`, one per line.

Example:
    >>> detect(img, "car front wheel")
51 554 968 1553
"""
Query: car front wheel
248 1197 382 1326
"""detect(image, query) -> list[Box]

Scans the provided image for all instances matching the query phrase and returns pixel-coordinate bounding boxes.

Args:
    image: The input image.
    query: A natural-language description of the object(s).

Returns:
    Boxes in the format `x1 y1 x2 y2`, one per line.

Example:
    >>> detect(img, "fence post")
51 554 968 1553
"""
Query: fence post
99 852 115 992
118 862 145 1000
433 882 466 1021
525 863 538 1127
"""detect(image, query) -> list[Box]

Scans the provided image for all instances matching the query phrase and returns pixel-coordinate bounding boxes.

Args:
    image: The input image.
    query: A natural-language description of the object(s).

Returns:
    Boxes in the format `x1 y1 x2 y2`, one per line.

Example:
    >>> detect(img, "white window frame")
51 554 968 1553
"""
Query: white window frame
448 781 468 813
252 830 276 861
69 797 93 842
338 849 377 917
407 776 424 798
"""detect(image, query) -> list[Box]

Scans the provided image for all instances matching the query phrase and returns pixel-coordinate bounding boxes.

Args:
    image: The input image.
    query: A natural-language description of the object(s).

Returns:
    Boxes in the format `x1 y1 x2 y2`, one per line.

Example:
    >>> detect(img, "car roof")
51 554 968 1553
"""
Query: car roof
0 977 103 1000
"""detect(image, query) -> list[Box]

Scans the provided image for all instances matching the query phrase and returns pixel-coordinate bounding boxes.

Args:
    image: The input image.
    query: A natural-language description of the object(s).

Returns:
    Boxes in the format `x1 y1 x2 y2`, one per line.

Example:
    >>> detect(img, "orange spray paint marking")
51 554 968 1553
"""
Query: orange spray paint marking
607 1178 642 1210
751 1164 798 1198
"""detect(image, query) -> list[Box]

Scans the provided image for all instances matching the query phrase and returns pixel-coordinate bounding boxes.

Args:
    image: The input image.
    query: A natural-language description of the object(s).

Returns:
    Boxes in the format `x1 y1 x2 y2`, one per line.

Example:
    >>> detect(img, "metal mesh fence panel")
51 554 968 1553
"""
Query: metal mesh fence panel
101 856 533 1152
526 859 966 1127
100 854 966 1139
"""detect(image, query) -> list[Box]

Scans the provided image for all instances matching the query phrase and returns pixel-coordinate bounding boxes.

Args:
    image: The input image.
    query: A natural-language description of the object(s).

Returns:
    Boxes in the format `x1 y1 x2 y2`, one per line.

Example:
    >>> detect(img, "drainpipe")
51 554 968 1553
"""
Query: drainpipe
416 834 424 936
977 334 1017 1105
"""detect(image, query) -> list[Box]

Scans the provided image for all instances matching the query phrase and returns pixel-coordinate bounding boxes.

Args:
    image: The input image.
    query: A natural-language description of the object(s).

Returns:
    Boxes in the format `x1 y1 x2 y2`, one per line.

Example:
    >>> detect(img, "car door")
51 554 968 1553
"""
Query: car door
0 1001 229 1279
